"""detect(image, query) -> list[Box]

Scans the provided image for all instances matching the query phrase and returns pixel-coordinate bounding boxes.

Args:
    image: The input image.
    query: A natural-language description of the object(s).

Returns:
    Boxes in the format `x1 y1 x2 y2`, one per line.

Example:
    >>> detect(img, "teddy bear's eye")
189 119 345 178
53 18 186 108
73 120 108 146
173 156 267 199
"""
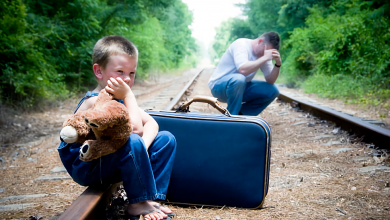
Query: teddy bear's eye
90 123 98 127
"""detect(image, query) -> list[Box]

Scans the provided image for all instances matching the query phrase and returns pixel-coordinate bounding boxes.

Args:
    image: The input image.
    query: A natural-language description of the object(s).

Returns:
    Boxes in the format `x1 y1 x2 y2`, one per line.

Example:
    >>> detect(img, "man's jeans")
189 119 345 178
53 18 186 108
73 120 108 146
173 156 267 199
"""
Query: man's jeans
211 73 279 116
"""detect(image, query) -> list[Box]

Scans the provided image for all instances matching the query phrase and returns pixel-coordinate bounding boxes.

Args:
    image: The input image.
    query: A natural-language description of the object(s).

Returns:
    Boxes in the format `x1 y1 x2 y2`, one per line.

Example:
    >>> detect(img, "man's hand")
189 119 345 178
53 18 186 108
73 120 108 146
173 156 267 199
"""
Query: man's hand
272 50 282 66
263 44 282 66
105 77 132 100
263 49 274 61
264 49 282 66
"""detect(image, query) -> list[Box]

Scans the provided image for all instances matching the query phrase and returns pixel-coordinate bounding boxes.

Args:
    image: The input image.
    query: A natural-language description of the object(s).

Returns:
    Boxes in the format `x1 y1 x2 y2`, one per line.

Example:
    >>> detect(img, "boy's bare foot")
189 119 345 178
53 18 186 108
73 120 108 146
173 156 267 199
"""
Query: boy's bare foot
148 201 173 214
127 201 167 220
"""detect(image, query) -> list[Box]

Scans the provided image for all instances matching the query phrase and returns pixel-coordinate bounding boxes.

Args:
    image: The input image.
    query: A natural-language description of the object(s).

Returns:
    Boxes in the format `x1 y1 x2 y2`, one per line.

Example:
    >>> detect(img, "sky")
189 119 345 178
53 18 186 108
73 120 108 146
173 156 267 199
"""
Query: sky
182 0 246 49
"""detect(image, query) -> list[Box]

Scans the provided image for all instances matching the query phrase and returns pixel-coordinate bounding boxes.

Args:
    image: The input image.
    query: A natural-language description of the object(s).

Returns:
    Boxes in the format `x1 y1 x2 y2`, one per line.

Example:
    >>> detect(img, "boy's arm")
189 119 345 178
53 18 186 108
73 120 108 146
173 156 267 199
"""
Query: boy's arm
122 90 144 136
106 77 144 136
75 97 97 113
139 108 158 150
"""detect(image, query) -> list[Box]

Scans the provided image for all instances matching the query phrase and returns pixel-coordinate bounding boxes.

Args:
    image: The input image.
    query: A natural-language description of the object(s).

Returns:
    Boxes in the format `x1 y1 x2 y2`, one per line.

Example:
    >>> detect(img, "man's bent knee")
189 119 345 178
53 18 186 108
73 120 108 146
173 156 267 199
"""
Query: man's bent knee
270 85 280 99
226 74 247 96
229 74 246 86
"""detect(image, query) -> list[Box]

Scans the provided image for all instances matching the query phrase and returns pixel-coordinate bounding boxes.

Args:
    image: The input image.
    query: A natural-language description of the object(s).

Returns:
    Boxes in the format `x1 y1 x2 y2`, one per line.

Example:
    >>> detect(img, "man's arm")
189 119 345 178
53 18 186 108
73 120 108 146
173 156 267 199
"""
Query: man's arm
238 56 269 76
238 49 277 76
240 49 282 84
264 66 280 84
264 50 282 84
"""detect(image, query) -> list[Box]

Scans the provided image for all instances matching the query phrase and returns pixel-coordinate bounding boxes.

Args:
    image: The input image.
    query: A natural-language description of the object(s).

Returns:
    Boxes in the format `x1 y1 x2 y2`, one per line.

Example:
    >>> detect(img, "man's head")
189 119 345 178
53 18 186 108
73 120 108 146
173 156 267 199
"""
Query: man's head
92 36 138 88
252 32 280 58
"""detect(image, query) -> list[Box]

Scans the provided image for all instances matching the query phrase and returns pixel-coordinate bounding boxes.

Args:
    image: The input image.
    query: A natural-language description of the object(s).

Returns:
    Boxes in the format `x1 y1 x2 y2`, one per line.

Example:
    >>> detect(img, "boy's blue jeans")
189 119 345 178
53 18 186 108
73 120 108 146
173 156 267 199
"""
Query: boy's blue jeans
58 131 176 204
211 73 279 116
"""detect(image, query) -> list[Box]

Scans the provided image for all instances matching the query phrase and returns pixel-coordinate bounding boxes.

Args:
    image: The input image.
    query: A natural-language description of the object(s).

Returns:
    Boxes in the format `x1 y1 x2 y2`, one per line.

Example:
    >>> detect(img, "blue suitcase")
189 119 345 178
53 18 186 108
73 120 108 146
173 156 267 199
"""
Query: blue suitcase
147 96 272 208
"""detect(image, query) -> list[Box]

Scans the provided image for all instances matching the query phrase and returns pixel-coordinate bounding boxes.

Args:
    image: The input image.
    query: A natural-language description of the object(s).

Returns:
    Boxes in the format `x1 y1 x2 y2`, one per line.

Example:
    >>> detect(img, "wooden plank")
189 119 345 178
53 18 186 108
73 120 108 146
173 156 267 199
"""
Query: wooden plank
59 183 120 220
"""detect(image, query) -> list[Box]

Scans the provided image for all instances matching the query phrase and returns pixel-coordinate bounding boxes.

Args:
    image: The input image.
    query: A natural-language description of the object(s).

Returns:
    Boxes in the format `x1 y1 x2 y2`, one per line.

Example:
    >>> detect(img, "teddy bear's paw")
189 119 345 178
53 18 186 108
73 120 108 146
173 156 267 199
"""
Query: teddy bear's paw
60 126 78 143
79 143 92 161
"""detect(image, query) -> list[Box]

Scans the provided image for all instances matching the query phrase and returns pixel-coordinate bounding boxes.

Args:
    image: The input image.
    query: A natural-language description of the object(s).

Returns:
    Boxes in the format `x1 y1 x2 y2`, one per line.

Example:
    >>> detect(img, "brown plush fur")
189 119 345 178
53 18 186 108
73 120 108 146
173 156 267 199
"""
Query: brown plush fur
62 89 132 161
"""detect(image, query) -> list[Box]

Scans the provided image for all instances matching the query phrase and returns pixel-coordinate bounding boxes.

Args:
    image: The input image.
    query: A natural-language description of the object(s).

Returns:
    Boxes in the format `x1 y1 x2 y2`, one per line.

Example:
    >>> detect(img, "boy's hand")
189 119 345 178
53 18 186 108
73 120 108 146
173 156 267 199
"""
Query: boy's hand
105 77 132 100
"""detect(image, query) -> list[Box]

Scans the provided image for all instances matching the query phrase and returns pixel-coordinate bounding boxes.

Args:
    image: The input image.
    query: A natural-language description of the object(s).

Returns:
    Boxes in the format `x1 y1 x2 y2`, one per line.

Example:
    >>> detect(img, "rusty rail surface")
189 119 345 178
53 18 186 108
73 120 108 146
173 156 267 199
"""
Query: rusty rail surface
278 90 390 149
58 70 203 220
164 69 203 111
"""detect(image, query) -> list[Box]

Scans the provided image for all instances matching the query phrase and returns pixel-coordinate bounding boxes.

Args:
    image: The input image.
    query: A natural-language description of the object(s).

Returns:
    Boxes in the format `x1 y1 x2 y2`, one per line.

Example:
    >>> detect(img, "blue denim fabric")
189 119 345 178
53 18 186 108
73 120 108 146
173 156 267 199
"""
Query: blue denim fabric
58 91 177 204
211 73 279 116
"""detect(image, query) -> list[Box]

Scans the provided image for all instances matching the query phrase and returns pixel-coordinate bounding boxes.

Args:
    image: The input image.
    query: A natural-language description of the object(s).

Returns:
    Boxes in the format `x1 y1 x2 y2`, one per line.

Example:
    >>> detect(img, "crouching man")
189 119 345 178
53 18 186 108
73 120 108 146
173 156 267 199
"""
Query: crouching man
208 31 282 116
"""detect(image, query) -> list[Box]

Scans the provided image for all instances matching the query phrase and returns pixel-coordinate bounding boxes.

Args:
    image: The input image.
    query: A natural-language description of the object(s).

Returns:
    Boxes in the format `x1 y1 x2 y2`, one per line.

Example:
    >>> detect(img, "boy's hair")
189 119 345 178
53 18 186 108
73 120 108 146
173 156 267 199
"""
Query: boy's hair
92 35 138 69
260 32 280 50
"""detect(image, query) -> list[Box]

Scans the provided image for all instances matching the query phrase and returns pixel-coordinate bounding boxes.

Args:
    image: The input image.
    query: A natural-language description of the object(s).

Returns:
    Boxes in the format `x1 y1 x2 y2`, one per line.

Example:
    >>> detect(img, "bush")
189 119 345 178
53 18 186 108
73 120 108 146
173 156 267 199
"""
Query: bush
282 0 390 105
0 0 68 107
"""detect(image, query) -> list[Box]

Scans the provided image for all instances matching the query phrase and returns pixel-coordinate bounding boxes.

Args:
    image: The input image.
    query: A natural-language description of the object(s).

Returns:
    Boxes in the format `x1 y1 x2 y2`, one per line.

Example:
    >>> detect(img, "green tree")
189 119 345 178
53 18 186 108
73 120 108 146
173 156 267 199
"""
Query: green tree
0 0 198 107
211 17 255 62
0 0 68 106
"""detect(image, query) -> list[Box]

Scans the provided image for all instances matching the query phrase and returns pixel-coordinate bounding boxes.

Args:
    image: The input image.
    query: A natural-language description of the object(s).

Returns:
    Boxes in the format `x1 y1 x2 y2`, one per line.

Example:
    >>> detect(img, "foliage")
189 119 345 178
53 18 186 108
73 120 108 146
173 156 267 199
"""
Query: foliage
285 0 390 105
157 1 198 68
242 0 284 36
0 0 198 107
210 17 256 63
212 0 390 106
0 0 68 106
277 0 332 40
211 0 328 62
211 19 234 61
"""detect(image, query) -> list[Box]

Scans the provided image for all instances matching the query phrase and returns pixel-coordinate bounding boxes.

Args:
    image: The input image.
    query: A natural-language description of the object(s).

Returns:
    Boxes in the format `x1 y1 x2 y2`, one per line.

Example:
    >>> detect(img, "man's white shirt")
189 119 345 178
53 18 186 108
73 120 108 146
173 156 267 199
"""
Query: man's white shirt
208 38 273 89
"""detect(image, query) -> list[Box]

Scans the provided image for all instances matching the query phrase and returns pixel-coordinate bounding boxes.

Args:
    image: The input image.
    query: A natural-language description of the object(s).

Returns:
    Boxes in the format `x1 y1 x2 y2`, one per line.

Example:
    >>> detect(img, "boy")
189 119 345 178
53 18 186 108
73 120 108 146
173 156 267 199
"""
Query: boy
58 36 176 220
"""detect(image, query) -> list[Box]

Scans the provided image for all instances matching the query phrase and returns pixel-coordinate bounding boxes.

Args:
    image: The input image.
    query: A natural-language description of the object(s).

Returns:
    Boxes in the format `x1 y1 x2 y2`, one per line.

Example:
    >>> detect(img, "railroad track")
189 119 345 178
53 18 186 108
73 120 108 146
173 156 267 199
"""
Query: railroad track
58 68 390 219
277 91 390 149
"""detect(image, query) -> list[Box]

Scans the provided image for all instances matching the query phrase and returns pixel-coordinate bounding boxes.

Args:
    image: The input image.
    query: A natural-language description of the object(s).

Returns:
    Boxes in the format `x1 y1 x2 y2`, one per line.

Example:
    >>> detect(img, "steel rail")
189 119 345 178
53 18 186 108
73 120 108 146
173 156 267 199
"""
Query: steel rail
278 90 390 149
58 69 203 220
164 69 203 111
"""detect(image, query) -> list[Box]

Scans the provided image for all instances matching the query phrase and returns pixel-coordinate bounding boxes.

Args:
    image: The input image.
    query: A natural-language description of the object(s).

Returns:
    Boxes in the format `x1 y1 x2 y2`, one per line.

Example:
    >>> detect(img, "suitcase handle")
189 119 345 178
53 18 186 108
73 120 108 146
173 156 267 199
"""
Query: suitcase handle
177 95 231 117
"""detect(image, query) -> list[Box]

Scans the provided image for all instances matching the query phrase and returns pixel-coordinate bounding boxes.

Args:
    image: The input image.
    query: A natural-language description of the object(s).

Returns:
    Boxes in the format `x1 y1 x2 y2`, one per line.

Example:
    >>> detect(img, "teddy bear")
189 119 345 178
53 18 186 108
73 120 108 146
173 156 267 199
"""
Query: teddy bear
60 89 132 162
